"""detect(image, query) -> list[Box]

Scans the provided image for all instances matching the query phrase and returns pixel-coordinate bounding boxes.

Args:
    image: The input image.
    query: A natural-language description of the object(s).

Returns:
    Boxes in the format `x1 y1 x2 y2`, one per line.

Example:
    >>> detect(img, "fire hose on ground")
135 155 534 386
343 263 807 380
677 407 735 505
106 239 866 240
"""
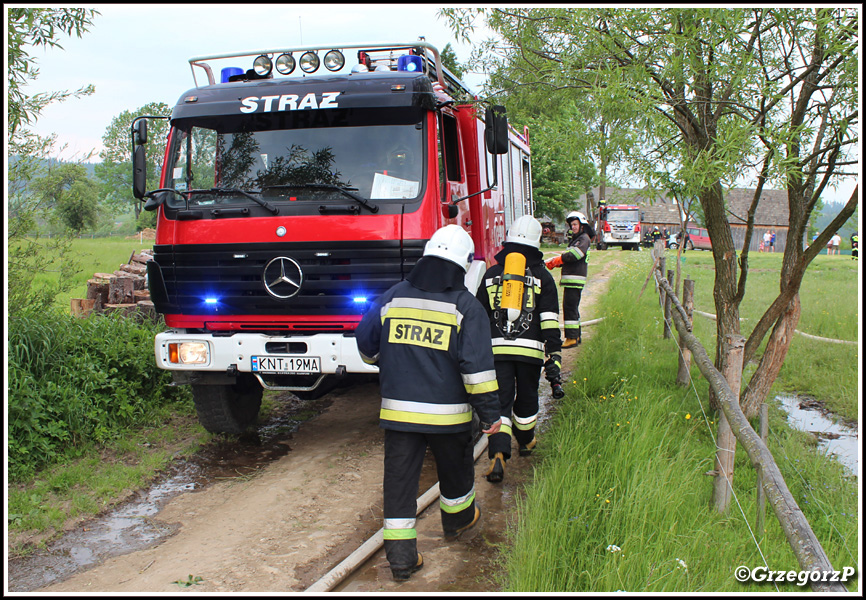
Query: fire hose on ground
304 433 490 592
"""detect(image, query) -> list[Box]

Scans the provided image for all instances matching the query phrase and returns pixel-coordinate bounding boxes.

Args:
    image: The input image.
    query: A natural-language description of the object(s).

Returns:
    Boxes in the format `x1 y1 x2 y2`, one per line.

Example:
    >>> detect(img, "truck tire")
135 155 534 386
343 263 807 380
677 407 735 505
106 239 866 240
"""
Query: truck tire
191 374 262 434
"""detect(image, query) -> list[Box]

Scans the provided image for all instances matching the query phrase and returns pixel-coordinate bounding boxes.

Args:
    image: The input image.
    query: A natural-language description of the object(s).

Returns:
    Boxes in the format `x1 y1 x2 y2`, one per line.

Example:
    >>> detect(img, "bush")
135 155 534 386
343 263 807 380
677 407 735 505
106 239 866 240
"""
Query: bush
7 309 189 481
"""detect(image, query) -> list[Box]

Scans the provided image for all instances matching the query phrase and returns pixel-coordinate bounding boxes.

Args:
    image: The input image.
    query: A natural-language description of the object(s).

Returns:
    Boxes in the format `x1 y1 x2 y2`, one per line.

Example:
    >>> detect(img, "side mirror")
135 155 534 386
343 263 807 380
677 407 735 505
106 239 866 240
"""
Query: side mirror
485 105 509 155
134 119 147 145
133 145 147 200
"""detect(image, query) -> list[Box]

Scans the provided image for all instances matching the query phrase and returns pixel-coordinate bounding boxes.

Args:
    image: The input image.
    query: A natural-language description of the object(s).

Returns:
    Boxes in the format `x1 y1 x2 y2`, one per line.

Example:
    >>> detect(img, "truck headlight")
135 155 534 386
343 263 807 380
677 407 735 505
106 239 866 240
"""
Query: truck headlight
168 342 209 365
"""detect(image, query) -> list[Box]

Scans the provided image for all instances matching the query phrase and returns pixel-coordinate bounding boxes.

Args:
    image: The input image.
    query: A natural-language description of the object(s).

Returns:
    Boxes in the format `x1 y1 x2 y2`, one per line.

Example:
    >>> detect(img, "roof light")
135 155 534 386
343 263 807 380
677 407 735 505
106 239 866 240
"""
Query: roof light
398 54 423 72
253 55 273 77
324 49 345 71
300 51 320 73
275 53 295 75
221 67 244 83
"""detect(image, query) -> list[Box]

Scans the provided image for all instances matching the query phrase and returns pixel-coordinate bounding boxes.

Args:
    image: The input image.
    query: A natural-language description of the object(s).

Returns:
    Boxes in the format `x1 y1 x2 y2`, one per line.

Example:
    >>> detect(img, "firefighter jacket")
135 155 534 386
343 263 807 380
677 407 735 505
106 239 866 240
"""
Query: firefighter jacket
561 231 591 289
355 256 501 434
477 243 562 365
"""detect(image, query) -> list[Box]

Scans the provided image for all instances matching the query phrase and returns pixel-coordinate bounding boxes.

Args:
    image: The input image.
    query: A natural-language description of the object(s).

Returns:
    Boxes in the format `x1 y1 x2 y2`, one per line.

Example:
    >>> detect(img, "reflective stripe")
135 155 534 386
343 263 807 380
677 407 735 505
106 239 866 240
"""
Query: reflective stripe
380 297 464 329
383 528 417 540
513 413 537 430
440 487 475 513
540 311 559 322
359 351 379 364
380 398 472 426
568 246 585 260
493 346 545 360
384 518 416 530
462 370 498 394
564 319 581 327
561 275 586 285
540 320 559 330
492 337 544 351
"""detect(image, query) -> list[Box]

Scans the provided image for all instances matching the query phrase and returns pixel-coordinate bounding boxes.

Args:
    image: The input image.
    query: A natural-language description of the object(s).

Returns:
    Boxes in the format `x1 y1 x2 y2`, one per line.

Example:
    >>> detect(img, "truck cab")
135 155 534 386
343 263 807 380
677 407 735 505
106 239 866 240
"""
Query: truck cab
132 41 532 433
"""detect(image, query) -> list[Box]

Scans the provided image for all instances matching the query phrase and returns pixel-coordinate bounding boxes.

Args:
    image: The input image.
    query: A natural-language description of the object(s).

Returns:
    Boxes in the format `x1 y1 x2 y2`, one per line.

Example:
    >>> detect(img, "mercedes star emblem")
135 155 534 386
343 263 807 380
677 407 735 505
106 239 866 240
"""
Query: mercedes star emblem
263 256 303 299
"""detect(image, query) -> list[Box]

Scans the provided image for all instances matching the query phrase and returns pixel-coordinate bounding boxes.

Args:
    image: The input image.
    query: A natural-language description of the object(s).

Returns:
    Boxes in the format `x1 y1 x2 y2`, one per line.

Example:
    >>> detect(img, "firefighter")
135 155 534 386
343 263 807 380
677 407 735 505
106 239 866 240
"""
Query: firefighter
476 216 563 484
650 226 663 243
851 232 858 260
597 197 608 221
355 224 502 582
546 211 594 348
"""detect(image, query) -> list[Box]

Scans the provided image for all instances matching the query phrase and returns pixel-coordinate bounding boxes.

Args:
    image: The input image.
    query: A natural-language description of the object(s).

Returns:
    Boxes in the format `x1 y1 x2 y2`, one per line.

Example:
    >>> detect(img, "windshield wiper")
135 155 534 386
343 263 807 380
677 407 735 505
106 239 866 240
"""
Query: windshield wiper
188 187 279 215
261 183 379 214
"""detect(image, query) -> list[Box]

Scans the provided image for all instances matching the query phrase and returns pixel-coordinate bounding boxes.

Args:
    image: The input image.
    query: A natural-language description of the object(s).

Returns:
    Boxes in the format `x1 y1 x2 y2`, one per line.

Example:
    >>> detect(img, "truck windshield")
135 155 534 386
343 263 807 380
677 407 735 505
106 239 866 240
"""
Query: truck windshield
607 209 640 222
163 108 425 209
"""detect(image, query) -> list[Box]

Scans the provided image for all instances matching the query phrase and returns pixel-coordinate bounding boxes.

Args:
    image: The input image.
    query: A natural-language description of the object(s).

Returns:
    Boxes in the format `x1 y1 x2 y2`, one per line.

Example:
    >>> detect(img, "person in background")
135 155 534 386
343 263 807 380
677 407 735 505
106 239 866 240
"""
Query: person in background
476 216 563 484
770 230 776 252
831 232 841 256
546 211 594 349
355 224 501 582
851 232 858 260
763 230 771 252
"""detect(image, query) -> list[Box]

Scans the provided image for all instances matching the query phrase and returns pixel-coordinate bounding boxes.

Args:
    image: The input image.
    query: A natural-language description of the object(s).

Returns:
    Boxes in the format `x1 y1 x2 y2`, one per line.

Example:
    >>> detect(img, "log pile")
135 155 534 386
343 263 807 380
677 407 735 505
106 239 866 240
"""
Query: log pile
71 249 158 321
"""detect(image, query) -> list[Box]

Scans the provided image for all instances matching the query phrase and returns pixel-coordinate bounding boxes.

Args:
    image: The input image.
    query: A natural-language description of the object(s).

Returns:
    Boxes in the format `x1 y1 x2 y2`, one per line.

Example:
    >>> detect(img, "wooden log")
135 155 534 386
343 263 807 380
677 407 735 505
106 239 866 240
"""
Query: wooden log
119 262 147 276
71 298 96 318
131 251 153 264
93 272 117 283
115 270 146 291
86 278 109 310
676 278 695 387
103 303 138 317
133 289 151 302
108 275 135 304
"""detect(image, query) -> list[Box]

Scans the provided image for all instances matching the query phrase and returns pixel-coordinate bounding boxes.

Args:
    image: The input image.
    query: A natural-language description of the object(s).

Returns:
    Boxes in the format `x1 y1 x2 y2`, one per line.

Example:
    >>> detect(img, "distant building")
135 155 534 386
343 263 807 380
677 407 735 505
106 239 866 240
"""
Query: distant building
581 186 791 253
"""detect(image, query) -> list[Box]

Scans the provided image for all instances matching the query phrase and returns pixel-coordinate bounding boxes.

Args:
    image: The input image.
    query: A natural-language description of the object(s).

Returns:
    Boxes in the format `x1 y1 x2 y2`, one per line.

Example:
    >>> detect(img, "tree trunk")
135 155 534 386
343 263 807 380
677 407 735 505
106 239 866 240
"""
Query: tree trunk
741 294 800 418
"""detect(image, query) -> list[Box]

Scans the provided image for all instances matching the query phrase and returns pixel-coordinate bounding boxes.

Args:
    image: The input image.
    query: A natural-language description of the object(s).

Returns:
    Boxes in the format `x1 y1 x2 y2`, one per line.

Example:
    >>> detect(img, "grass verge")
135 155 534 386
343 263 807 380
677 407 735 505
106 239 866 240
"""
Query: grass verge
501 248 859 592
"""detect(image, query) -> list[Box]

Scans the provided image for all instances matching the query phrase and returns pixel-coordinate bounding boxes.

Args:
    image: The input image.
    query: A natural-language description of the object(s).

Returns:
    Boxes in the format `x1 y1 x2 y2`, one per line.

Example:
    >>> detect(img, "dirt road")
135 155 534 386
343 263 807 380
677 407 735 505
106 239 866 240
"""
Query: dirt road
19 252 622 594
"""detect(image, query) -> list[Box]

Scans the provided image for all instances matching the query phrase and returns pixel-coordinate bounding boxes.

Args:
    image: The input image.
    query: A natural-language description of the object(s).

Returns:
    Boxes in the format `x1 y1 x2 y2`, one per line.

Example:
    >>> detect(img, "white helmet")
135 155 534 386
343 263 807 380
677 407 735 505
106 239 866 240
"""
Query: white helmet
566 211 588 226
424 224 475 272
505 215 542 248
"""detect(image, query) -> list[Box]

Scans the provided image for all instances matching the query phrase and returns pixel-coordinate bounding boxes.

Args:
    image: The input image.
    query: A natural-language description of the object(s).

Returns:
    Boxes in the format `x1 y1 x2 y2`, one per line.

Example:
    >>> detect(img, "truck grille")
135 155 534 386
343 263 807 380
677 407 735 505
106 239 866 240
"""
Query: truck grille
149 240 424 317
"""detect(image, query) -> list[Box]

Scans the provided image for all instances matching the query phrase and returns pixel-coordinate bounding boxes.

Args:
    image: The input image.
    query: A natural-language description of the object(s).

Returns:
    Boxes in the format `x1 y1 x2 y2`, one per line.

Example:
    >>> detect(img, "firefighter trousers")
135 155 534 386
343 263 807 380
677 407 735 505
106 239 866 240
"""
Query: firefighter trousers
563 285 584 341
383 428 477 570
488 360 541 460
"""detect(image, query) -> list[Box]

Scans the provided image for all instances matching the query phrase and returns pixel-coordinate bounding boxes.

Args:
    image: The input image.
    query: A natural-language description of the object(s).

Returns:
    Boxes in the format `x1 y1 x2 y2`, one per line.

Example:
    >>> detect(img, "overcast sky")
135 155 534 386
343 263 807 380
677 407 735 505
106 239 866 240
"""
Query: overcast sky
9 4 859 205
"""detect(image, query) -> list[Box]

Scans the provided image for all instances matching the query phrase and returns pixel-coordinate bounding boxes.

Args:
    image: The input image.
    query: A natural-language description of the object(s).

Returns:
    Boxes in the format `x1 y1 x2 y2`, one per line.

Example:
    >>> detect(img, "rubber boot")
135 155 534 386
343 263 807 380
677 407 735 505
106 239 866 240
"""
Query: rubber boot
391 552 424 581
518 437 537 457
562 338 577 349
444 505 481 541
486 452 505 483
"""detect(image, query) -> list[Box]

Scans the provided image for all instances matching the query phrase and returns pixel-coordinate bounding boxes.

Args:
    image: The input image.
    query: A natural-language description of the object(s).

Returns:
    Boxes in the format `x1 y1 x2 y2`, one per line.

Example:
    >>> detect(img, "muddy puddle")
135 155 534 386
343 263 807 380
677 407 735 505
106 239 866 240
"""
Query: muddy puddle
776 394 858 475
6 392 329 593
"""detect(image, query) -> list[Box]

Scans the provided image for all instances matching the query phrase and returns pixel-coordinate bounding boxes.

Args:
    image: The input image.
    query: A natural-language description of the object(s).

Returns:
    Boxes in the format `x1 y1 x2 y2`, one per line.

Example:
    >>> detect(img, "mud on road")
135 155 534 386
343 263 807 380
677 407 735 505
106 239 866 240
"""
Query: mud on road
8 252 622 594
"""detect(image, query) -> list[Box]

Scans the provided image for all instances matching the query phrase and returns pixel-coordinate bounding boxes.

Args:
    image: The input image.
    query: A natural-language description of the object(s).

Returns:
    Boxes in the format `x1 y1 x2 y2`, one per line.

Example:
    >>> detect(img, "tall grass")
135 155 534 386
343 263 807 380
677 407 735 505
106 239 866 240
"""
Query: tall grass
502 250 859 592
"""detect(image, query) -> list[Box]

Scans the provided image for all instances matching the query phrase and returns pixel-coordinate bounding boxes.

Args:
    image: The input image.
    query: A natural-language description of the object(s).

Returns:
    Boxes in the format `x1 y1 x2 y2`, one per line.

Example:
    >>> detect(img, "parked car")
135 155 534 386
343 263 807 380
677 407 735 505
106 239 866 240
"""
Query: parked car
684 226 712 251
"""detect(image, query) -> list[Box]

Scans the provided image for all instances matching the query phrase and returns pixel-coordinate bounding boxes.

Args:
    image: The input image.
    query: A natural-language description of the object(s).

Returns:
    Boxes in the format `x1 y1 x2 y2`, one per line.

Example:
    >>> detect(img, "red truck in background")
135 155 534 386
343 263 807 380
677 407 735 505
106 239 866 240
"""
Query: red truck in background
597 203 643 251
131 40 534 434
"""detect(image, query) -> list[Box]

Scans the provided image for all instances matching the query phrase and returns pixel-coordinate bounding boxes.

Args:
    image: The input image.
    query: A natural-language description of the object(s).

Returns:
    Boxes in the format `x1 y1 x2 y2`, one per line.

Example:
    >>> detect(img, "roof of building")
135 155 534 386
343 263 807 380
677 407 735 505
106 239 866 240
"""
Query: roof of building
585 186 790 228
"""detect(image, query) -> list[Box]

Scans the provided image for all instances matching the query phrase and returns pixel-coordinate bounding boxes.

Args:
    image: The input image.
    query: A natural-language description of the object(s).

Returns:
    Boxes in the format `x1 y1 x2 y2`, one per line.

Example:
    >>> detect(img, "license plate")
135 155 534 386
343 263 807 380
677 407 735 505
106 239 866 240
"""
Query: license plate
251 355 321 374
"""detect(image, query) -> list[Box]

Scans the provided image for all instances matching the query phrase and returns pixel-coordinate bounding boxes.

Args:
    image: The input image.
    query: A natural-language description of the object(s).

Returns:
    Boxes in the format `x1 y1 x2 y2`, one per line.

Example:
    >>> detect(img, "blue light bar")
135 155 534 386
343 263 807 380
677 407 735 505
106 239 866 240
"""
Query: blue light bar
397 54 423 72
205 297 219 305
221 67 244 83
353 296 368 304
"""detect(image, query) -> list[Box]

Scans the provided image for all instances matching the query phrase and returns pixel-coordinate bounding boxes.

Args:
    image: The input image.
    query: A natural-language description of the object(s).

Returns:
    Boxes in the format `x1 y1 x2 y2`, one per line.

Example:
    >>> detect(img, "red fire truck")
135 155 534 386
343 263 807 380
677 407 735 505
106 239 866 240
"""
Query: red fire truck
596 203 643 251
132 41 533 433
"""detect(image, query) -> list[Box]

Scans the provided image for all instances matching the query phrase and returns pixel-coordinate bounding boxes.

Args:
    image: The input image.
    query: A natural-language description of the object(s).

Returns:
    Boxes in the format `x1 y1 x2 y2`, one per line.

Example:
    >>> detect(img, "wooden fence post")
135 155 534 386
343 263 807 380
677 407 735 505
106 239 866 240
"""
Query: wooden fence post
663 269 674 339
713 333 745 513
756 402 768 540
676 278 694 386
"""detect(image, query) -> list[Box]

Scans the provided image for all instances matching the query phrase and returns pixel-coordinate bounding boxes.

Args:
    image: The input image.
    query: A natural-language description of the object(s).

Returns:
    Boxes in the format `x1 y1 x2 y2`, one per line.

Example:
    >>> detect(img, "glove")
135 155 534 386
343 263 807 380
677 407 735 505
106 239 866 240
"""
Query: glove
544 354 565 399
545 255 563 269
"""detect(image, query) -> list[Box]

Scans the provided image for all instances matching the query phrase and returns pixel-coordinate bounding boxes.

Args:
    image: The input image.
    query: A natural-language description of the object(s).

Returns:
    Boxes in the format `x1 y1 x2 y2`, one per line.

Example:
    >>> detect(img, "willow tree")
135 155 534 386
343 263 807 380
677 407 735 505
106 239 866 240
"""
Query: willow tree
443 7 858 417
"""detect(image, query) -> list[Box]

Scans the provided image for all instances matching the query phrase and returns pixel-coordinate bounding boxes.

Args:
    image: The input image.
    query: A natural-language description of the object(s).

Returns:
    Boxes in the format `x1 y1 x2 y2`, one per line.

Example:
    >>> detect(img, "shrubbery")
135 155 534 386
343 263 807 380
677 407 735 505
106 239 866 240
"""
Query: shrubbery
8 309 190 481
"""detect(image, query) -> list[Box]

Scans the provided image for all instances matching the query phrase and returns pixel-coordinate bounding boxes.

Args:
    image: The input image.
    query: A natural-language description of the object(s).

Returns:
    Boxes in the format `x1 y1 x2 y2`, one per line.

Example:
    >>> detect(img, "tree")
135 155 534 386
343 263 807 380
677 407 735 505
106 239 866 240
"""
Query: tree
98 102 171 219
439 43 464 79
443 8 858 419
7 8 98 316
30 163 99 233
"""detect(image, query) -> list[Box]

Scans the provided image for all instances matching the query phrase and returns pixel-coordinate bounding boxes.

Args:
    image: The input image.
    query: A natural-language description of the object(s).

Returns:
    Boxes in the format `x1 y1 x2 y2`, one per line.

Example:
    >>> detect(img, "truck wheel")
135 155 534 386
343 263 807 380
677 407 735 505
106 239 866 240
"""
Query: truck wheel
191 374 262 434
